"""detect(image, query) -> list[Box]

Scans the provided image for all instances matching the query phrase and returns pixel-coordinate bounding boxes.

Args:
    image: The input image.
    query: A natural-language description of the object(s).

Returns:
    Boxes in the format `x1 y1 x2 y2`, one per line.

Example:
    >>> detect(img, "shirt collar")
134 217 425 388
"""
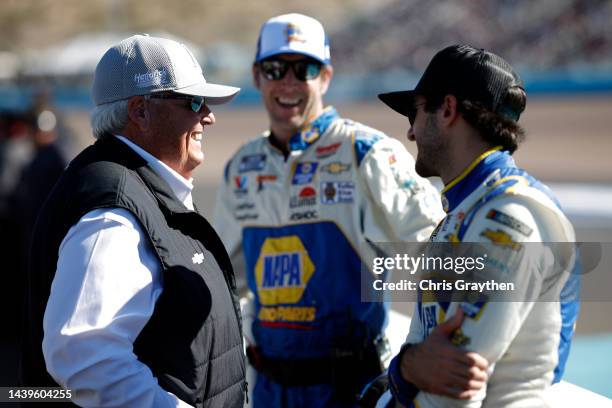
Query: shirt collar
114 135 194 211
286 106 339 152
441 146 516 212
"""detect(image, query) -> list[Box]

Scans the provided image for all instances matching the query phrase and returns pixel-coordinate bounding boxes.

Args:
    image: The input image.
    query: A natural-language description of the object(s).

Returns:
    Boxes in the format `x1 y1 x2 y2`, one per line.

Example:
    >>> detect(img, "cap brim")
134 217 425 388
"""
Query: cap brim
378 90 417 117
175 83 241 105
256 49 327 65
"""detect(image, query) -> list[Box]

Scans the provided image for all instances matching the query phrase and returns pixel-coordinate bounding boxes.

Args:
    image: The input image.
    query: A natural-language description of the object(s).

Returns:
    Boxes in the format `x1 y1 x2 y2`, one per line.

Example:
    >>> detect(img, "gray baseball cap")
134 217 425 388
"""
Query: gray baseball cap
92 34 240 106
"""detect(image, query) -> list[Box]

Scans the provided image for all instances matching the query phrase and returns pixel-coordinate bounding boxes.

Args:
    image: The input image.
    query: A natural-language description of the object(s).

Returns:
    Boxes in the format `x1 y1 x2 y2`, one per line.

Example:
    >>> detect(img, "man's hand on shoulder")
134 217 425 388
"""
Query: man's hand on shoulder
400 309 489 399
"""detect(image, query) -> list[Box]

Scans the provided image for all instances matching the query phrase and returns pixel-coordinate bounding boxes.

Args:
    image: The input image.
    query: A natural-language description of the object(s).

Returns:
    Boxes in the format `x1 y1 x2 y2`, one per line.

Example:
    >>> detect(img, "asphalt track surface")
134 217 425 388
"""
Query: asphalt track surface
2 96 611 394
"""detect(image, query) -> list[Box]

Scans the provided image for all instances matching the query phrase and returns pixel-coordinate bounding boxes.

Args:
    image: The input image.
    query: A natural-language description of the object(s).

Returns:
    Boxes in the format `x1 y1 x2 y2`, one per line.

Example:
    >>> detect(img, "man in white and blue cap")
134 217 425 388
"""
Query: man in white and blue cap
21 34 246 407
213 14 445 407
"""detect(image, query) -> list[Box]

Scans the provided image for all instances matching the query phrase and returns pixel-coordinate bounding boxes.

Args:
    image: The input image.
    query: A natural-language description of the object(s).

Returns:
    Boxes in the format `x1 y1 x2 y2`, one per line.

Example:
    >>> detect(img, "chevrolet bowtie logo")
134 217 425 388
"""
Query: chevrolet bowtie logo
192 253 204 265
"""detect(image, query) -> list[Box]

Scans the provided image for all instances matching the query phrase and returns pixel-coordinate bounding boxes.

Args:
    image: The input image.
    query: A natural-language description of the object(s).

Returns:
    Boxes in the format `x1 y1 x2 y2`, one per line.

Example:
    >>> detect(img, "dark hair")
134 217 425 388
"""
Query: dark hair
424 86 527 153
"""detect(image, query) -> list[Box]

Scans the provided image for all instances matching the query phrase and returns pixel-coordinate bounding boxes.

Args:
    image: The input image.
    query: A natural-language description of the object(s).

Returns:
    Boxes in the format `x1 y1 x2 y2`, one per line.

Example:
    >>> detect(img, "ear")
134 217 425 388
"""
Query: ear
252 63 261 90
127 96 150 131
319 64 333 96
439 94 459 127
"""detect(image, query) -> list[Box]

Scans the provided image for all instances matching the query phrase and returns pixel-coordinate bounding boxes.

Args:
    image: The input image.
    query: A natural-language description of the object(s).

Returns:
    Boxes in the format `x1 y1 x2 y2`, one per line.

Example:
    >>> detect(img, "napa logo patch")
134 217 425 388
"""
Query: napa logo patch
300 123 320 143
292 162 318 185
255 236 315 305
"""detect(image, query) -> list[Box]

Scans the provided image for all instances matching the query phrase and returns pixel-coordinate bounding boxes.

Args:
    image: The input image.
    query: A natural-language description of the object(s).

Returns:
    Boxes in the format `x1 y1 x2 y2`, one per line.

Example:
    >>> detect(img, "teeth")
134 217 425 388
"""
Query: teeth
277 97 300 105
191 132 202 142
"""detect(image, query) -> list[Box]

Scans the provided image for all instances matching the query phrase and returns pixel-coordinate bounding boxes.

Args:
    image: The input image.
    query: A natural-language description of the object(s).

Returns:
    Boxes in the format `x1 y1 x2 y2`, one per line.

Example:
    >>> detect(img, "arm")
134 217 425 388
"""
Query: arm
388 309 488 405
413 197 548 407
43 208 192 407
360 137 444 243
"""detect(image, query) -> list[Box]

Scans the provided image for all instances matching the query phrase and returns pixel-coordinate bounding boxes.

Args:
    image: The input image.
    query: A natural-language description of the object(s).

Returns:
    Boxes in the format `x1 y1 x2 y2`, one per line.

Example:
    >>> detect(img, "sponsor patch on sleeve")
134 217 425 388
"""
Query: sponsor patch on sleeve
481 228 522 251
486 209 533 236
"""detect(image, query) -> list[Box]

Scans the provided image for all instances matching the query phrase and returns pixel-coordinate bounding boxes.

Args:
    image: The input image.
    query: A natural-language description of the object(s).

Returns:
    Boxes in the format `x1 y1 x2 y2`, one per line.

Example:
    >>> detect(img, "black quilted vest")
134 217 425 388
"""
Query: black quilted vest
21 134 245 407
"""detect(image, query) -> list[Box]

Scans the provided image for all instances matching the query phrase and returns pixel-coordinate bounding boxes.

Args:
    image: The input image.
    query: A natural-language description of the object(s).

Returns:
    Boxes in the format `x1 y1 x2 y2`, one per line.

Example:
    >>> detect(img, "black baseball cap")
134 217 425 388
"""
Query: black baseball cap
378 44 525 121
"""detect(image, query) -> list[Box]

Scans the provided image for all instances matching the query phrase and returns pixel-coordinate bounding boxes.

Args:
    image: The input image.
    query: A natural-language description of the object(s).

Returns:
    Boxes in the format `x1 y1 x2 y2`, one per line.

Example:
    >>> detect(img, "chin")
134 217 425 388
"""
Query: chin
415 161 437 178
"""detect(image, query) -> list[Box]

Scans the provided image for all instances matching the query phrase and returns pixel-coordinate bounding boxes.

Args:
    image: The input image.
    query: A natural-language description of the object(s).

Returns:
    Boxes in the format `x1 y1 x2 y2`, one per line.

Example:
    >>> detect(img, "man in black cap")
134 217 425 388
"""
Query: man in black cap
374 44 580 406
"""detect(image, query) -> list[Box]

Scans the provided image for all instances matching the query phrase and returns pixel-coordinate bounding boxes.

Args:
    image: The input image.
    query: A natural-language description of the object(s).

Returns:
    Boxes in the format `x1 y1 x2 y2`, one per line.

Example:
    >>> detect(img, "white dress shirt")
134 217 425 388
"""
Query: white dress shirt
42 135 195 407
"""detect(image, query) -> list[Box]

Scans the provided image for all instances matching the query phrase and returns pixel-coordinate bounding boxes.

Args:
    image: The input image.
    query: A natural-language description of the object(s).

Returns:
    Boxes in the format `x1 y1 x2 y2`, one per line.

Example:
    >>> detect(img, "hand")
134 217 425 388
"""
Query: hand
400 309 489 399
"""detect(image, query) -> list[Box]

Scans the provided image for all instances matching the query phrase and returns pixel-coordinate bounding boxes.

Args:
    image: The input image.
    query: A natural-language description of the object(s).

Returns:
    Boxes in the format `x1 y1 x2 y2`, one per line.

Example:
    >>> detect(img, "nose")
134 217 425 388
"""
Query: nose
279 65 300 85
200 105 215 125
407 125 415 141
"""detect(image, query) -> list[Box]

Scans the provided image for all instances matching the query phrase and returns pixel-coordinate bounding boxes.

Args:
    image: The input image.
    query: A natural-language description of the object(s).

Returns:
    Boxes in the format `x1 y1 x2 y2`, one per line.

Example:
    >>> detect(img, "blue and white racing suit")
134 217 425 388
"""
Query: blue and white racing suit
214 107 444 407
381 147 580 408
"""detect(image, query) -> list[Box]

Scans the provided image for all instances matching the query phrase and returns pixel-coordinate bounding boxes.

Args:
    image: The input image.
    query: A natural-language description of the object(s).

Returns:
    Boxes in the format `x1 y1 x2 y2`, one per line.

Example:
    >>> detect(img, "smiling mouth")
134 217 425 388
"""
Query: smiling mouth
275 97 301 108
190 132 203 142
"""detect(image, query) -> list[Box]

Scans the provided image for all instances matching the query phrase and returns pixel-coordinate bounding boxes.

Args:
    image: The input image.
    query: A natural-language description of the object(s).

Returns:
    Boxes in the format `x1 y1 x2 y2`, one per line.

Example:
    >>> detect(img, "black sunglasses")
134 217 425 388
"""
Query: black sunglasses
259 58 323 81
407 102 426 125
148 93 206 113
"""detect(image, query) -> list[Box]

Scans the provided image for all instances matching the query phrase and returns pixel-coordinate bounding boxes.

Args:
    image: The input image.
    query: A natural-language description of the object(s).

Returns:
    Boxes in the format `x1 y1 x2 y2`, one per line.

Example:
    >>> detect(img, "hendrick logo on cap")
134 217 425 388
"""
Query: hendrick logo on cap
134 69 169 88
285 23 305 44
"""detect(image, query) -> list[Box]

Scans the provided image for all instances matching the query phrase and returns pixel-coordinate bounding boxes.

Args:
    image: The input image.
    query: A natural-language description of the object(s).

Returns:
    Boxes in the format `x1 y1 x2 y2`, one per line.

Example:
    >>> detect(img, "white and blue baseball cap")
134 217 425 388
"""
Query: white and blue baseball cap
92 34 240 106
255 13 331 64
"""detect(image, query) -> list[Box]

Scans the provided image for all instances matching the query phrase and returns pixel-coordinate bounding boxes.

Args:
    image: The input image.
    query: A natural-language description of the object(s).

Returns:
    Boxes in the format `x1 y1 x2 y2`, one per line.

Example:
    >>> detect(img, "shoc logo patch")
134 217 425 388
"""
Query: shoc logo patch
292 162 319 185
320 162 351 174
321 181 354 204
239 154 266 173
315 142 341 158
255 236 315 305
290 210 318 221
290 186 317 208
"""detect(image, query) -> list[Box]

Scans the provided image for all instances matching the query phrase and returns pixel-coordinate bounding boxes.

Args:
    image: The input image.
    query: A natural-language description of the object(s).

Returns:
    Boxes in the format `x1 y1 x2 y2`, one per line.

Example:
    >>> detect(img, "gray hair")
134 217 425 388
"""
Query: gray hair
90 99 129 139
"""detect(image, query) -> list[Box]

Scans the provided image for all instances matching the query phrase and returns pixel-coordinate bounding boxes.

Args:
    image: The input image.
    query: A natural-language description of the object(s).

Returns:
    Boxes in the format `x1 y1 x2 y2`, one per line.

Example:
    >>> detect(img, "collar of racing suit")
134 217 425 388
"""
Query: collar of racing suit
284 106 339 152
441 146 517 212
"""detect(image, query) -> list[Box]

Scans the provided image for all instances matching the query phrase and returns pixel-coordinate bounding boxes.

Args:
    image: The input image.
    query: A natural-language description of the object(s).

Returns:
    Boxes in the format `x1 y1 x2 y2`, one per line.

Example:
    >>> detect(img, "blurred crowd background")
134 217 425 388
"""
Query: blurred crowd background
0 0 611 398
1 0 611 104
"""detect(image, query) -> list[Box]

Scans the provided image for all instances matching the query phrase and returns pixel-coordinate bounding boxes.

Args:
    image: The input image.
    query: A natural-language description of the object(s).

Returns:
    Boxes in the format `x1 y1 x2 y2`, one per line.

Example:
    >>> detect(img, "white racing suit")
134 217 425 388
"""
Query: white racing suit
214 107 444 407
379 147 580 408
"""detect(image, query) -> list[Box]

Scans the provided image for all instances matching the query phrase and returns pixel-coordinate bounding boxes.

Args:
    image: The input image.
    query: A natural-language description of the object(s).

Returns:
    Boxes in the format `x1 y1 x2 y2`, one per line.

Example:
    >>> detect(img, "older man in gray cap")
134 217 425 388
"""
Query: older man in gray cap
21 35 245 407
